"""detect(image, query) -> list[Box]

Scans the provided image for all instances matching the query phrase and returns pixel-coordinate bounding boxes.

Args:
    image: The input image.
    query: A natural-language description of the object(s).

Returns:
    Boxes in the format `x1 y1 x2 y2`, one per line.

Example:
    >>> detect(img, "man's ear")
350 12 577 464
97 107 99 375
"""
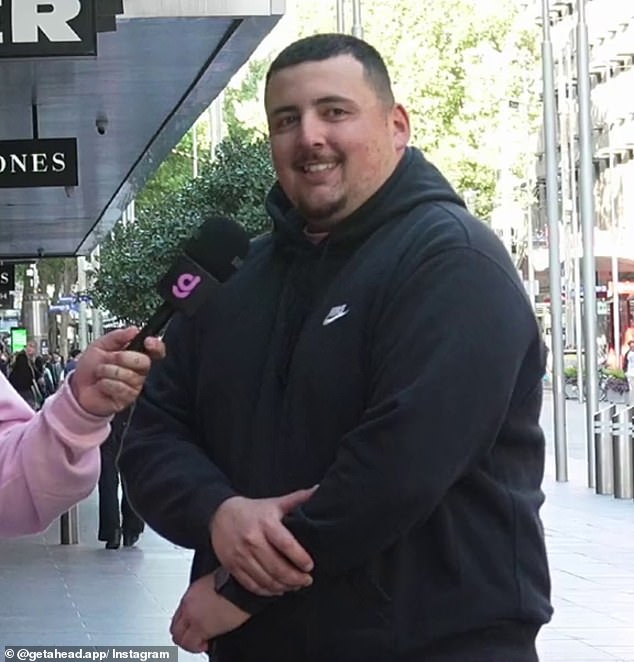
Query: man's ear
391 103 411 150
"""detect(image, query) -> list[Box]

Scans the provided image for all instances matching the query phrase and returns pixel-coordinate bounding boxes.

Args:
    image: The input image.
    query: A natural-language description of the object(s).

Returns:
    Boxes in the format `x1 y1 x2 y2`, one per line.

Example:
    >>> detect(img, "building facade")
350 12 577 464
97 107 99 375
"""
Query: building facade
531 0 634 358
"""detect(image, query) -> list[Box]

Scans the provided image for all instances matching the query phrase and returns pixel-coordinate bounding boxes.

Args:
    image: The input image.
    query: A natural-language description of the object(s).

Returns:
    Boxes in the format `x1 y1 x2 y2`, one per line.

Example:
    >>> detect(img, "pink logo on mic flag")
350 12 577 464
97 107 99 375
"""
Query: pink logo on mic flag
172 273 201 299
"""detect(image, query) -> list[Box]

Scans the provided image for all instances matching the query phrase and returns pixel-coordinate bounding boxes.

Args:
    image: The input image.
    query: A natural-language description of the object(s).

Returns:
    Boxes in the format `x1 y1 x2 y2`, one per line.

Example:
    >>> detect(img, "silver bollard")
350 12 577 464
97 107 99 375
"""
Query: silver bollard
594 405 616 495
612 406 634 500
60 504 79 544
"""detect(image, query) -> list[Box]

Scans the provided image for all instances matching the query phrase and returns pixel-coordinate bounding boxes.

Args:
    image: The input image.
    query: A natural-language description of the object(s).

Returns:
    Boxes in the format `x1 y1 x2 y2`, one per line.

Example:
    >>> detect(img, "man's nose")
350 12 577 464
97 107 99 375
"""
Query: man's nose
297 113 326 148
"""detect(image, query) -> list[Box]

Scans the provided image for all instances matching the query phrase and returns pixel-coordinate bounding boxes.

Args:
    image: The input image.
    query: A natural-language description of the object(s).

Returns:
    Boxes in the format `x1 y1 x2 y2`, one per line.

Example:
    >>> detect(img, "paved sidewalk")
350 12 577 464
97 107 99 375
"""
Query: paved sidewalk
538 394 634 661
0 391 632 661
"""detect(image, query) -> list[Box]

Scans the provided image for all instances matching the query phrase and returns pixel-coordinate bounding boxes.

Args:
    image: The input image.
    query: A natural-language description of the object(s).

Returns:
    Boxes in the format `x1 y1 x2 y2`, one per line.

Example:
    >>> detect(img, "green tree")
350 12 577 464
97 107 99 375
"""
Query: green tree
223 57 271 138
135 128 208 221
92 134 275 324
284 0 540 219
93 0 540 320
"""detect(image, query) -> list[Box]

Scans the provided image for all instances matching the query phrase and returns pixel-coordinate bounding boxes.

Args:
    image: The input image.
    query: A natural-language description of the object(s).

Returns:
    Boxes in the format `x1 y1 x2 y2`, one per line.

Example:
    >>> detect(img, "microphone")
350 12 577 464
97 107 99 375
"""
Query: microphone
126 216 250 353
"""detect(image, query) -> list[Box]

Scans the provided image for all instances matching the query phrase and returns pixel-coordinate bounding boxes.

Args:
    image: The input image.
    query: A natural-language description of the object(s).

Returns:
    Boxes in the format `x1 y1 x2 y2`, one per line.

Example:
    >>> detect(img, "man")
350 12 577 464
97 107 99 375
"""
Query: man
64 348 82 376
120 33 552 662
98 409 145 549
25 339 38 362
623 339 634 404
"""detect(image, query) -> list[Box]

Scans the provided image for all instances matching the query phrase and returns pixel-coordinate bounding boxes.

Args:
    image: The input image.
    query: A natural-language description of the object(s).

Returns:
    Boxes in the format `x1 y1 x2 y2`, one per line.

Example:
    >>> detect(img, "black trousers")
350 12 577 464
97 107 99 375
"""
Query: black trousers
98 423 144 540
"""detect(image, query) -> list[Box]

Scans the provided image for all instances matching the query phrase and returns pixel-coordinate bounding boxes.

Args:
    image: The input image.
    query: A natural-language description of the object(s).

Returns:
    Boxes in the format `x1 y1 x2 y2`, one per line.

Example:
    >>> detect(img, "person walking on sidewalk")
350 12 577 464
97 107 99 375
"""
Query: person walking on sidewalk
623 340 634 404
120 33 552 662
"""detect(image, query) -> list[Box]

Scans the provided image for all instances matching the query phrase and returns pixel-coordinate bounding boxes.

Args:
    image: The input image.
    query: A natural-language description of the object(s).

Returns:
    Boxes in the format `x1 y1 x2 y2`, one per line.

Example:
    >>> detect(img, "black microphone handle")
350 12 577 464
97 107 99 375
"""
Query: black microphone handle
126 301 174 353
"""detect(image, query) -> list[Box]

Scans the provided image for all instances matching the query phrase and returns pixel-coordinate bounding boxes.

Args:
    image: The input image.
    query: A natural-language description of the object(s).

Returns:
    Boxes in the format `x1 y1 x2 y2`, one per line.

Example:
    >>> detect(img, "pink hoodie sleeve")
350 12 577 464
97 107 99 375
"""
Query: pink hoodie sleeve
0 372 112 538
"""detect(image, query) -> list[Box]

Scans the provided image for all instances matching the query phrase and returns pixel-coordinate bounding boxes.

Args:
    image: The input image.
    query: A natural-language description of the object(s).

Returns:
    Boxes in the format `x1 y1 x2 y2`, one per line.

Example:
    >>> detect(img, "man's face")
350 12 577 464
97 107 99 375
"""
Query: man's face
26 341 37 357
265 55 410 231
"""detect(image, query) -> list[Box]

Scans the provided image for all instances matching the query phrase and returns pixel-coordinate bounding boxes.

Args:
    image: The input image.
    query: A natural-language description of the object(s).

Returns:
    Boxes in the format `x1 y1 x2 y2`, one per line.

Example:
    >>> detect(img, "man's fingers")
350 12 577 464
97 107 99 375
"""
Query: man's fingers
169 604 186 640
170 605 208 654
254 544 313 590
174 626 208 654
264 520 314 573
231 550 303 595
275 486 318 515
232 566 286 597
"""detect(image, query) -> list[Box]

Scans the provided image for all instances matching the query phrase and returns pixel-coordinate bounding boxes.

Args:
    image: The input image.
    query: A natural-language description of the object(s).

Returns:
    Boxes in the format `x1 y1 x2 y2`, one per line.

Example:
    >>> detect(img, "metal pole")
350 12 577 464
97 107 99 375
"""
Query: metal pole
61 255 89 544
567 43 584 402
77 256 88 351
542 0 568 481
527 209 536 311
336 0 345 32
351 0 363 38
558 50 574 349
609 138 620 358
576 0 599 488
612 406 634 499
192 122 199 179
594 404 616 495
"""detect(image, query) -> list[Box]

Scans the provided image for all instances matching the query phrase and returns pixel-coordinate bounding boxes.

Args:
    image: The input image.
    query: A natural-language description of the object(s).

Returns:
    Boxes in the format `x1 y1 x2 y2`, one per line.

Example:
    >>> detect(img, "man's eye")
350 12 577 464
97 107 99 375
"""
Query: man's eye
277 115 299 128
326 108 347 118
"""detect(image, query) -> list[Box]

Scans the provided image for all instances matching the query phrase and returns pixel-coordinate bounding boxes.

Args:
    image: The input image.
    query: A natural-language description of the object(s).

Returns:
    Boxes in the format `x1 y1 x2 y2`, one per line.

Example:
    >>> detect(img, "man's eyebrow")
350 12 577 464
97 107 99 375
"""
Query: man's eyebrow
269 95 356 116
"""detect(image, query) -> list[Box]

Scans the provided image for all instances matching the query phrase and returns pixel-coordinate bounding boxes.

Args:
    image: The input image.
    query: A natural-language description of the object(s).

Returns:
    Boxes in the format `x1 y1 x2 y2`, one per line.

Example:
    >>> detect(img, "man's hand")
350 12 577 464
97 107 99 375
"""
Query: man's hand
211 488 317 596
70 327 166 417
170 572 250 653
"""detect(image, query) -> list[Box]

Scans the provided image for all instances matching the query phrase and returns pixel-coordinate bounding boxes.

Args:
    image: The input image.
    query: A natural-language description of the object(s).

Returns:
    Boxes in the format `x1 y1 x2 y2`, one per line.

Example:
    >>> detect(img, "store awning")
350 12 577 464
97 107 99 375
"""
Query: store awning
0 0 283 259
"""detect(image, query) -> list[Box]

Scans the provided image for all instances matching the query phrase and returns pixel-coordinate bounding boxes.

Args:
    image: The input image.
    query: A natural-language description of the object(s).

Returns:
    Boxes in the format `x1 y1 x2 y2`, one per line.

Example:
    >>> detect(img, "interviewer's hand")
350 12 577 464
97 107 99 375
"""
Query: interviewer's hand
211 488 317 596
70 327 166 417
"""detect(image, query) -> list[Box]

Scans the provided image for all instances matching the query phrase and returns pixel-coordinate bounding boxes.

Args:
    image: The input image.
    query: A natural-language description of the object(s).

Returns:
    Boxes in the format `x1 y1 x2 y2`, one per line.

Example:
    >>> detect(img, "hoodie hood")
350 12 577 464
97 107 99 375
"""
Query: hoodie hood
265 146 466 252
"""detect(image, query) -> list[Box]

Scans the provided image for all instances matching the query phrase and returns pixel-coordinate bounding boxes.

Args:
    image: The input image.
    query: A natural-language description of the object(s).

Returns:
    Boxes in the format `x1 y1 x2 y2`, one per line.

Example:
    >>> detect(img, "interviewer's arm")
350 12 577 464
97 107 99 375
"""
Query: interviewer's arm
0 327 165 538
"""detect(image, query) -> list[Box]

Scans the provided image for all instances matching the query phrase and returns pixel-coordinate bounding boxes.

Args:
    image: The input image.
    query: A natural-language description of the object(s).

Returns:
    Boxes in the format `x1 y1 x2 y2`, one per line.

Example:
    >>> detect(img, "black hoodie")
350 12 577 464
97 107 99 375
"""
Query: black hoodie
121 147 552 662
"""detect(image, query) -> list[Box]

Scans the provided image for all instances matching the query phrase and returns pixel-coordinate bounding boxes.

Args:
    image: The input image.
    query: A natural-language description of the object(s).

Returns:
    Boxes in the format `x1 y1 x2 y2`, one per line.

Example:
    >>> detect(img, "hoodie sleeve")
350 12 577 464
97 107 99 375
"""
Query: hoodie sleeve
0 374 109 538
218 245 543 613
118 314 238 551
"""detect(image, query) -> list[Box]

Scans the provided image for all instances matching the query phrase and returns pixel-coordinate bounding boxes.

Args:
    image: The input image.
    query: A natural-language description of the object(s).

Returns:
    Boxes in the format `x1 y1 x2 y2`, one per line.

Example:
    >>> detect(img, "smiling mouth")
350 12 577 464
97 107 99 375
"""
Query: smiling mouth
301 162 337 173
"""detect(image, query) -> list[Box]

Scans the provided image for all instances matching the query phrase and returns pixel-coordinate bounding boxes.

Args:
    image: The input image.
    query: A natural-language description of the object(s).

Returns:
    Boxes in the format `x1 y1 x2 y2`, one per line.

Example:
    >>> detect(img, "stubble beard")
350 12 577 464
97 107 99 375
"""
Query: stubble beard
297 193 349 232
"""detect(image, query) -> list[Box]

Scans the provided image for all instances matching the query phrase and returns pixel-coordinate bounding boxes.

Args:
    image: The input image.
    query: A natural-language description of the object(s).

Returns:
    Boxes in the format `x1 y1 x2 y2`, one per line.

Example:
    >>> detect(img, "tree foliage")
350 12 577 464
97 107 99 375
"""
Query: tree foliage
92 134 275 324
93 0 540 320
297 0 538 220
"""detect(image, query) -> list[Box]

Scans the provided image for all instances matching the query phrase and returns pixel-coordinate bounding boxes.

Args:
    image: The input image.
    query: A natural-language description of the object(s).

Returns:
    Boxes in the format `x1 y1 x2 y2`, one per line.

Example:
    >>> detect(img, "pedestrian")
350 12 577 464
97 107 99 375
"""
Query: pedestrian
8 351 39 409
622 339 634 404
98 410 144 549
64 348 82 376
120 33 552 662
0 328 165 539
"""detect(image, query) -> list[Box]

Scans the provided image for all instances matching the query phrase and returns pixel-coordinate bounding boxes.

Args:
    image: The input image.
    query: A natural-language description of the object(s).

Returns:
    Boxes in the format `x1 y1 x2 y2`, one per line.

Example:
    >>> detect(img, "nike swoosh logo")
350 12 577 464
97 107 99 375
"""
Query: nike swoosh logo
323 308 349 326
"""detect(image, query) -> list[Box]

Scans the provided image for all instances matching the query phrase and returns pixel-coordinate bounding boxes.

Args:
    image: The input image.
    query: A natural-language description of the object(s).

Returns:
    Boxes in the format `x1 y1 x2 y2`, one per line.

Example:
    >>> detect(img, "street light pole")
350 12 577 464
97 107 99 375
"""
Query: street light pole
336 0 345 32
542 0 568 481
576 0 599 488
351 0 364 38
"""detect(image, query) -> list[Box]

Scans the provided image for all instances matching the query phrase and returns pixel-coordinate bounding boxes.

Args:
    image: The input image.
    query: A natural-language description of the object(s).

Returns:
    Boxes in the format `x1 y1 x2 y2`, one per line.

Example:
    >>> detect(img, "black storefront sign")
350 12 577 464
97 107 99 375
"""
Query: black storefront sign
0 291 14 310
0 138 78 188
0 0 97 58
0 263 15 291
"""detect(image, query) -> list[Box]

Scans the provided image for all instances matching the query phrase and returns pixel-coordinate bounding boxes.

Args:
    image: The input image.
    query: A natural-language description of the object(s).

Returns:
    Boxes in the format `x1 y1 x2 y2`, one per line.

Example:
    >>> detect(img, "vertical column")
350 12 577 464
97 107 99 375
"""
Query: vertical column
576 0 600 488
542 0 568 481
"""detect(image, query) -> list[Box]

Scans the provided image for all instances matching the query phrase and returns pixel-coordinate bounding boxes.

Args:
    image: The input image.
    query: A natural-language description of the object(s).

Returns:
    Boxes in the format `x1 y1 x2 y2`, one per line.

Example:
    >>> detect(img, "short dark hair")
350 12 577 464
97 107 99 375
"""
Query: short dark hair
266 33 395 107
